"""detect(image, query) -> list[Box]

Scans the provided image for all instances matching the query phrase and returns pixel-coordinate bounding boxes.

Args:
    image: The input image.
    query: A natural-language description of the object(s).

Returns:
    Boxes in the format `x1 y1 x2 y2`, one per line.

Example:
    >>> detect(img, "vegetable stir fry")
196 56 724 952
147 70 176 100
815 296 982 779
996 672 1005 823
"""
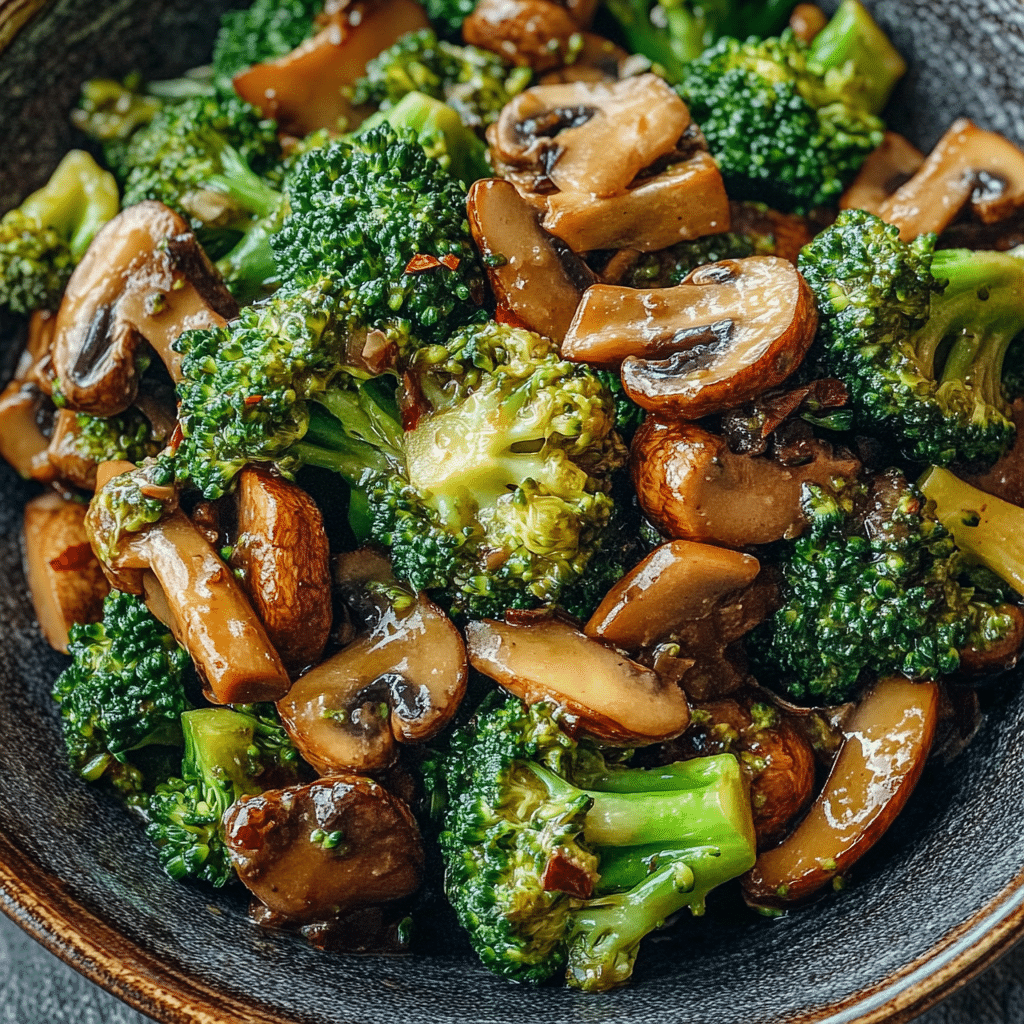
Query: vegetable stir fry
5 0 1024 994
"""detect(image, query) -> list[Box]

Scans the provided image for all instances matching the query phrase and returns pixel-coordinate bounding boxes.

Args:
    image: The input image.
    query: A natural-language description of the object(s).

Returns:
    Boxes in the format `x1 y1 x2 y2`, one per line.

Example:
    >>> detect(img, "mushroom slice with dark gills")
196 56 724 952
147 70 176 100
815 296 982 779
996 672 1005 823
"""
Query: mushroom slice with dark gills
463 0 587 74
50 201 237 417
563 258 817 419
224 775 424 935
489 75 691 198
878 119 1024 240
467 177 596 342
277 590 468 774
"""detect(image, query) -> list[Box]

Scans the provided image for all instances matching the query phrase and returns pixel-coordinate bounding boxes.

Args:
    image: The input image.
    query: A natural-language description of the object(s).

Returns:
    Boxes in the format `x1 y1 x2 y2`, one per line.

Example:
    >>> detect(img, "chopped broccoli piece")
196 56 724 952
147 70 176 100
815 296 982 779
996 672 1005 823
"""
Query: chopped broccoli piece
53 590 191 789
353 28 532 130
799 210 1024 466
211 0 322 93
434 698 756 990
72 76 165 173
146 706 302 887
677 29 884 212
754 470 1016 703
0 150 118 315
85 458 176 564
69 408 164 468
603 0 796 82
420 0 477 38
272 126 485 341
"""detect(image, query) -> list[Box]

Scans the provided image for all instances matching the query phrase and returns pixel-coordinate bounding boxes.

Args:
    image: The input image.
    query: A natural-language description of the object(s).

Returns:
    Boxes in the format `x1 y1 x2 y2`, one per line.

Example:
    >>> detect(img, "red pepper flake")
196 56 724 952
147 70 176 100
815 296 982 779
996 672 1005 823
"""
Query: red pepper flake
168 422 184 454
244 394 264 406
49 543 95 573
541 853 593 899
495 305 531 331
405 253 442 273
440 254 461 271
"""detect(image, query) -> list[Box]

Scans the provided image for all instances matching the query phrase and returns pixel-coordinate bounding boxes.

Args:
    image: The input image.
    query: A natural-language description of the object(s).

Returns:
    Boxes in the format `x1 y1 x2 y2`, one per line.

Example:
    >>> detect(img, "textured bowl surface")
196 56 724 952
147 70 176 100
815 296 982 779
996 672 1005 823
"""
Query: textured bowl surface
3 2 1024 1022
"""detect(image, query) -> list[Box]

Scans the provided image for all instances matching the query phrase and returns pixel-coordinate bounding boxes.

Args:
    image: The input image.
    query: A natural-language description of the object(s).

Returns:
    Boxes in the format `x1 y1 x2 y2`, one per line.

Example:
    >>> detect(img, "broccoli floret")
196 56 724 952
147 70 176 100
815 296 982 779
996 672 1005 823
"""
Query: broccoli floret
677 30 885 212
593 369 646 441
356 91 492 186
353 28 532 130
211 0 322 93
69 408 165 468
420 0 476 38
434 698 756 990
754 470 1016 703
119 94 281 244
799 210 1024 466
604 0 796 82
0 150 118 315
272 126 485 341
146 705 302 887
71 76 165 175
806 0 907 116
53 590 192 789
85 458 176 564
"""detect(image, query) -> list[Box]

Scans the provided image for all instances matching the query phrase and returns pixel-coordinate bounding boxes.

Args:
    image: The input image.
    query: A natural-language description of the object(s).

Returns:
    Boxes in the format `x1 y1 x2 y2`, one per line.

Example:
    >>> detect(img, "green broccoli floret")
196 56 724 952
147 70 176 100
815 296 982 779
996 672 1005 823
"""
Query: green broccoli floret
53 590 192 789
119 94 281 247
353 28 532 130
72 76 165 174
211 0 322 93
272 126 485 341
85 458 176 564
0 150 118 315
604 0 796 82
434 698 756 990
755 470 1016 703
799 210 1024 466
146 706 302 887
677 29 886 212
593 369 646 441
420 0 476 38
69 408 165 468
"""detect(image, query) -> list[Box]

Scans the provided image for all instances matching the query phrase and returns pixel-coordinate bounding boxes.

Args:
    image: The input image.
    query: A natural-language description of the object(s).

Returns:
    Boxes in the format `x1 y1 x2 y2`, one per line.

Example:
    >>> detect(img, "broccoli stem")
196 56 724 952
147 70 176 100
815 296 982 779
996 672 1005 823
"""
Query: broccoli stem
807 0 906 115
291 404 396 481
203 135 282 219
919 466 1024 597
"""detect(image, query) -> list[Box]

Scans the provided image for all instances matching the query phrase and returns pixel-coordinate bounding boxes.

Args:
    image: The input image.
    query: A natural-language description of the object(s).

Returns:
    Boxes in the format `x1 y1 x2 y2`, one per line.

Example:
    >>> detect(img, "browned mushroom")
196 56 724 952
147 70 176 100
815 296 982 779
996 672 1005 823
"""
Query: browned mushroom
85 464 290 704
585 540 760 649
878 119 1024 239
224 775 423 929
233 0 429 136
465 617 691 744
963 398 1024 508
632 418 861 547
563 258 817 418
840 131 925 214
467 178 596 341
277 589 467 774
51 201 237 416
743 676 939 907
728 200 814 265
229 467 332 673
789 3 828 42
464 0 584 73
22 492 109 652
538 33 630 85
0 382 54 482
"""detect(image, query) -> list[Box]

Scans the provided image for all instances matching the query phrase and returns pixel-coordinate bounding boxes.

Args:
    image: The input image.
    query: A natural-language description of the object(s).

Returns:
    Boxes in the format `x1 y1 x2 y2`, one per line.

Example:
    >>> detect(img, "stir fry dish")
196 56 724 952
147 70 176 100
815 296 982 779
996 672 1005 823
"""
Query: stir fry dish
5 0 1024 993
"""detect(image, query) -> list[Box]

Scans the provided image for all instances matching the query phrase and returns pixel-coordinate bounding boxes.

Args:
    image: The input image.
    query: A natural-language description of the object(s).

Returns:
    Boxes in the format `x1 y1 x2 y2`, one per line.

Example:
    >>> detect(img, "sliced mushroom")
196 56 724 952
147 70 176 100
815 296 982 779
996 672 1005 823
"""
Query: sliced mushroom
728 201 814 265
233 0 429 136
278 590 468 774
86 469 289 704
632 418 861 547
585 540 759 649
230 467 332 673
0 382 54 482
467 178 596 342
490 76 690 198
743 676 939 906
464 0 585 73
563 258 816 419
465 617 691 745
51 201 237 416
963 398 1024 508
224 775 423 926
840 131 925 215
22 492 109 653
878 119 1024 239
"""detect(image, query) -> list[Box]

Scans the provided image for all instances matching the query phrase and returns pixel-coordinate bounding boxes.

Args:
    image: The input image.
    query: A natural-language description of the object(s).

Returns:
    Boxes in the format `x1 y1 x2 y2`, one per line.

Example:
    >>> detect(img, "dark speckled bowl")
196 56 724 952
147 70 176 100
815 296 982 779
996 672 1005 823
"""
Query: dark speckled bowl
3 2 1024 1021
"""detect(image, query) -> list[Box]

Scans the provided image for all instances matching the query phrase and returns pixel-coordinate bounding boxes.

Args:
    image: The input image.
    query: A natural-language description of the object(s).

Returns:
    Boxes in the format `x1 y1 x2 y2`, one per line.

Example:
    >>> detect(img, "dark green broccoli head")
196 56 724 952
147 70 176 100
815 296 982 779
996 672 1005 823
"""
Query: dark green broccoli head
755 470 1017 703
420 0 477 38
71 408 164 467
146 705 303 887
211 0 322 93
53 590 192 785
120 94 280 229
353 28 532 130
677 32 883 212
272 126 485 342
800 210 1024 465
0 210 74 315
435 698 756 990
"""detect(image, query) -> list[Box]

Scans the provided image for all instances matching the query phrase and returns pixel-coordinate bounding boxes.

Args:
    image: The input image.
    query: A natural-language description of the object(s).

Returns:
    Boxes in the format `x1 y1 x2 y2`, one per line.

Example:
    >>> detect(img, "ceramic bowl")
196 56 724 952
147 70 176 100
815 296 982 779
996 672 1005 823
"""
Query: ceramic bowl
2 1 1024 1021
